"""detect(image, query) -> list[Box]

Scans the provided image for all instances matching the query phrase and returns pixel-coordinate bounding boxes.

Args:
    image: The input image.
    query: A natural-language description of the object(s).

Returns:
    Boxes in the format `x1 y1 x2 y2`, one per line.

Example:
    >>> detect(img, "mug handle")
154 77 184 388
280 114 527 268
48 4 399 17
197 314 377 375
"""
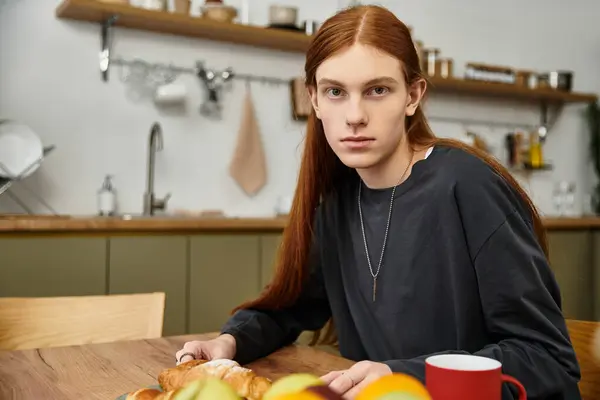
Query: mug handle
501 374 527 400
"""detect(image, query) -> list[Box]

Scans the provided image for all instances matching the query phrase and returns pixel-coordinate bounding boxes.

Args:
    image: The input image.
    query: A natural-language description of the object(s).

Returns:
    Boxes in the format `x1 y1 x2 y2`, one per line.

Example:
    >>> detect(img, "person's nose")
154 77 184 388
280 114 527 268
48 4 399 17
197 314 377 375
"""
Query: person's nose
345 98 368 127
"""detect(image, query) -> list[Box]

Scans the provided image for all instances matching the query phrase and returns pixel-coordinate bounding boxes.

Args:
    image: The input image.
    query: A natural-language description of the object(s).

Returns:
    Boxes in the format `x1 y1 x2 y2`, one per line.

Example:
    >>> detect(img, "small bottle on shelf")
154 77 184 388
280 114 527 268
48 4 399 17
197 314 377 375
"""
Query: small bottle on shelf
513 130 524 168
97 175 117 217
528 130 543 169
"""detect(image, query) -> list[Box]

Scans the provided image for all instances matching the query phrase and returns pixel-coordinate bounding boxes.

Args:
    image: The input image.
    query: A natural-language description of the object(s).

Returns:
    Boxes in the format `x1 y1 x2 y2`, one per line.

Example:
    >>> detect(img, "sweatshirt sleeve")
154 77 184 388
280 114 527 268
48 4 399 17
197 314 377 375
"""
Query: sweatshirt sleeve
219 213 331 365
384 204 581 398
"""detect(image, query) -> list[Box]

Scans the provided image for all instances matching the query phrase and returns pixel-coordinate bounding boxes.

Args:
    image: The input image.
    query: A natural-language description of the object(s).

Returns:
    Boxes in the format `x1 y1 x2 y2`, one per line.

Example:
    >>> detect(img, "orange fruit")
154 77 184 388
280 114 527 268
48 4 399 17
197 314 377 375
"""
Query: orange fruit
270 392 324 400
355 373 431 400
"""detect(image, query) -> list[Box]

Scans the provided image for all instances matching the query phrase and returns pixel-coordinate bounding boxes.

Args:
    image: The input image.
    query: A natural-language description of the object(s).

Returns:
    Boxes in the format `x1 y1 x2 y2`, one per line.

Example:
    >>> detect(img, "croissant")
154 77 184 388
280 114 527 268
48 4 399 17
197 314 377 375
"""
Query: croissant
157 359 271 400
126 388 177 400
158 359 208 390
124 361 219 399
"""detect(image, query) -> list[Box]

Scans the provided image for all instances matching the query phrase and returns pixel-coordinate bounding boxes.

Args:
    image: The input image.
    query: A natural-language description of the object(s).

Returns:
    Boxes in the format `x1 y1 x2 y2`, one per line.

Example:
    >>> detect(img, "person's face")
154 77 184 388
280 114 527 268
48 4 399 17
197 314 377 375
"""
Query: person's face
309 43 425 169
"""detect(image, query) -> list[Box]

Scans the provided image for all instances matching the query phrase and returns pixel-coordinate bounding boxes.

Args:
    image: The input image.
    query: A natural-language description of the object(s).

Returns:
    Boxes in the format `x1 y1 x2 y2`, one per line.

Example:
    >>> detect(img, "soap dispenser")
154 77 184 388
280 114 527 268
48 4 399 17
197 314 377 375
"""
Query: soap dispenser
97 175 117 216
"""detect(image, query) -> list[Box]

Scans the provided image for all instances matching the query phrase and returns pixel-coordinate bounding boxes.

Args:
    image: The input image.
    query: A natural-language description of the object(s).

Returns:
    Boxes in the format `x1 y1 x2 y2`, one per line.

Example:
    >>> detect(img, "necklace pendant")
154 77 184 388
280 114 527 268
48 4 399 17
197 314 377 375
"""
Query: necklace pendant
372 277 377 302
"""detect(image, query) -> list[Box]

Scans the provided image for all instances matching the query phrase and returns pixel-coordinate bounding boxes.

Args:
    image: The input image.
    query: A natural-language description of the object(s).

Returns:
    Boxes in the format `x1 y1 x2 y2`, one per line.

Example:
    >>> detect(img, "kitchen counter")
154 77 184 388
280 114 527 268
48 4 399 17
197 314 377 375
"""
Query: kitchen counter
0 215 288 234
543 217 600 229
0 215 599 233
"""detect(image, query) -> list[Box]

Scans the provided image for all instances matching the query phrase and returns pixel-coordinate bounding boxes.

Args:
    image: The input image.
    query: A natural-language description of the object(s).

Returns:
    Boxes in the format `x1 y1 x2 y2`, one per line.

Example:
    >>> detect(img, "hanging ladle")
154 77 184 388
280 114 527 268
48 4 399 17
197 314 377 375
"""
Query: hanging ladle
196 61 234 119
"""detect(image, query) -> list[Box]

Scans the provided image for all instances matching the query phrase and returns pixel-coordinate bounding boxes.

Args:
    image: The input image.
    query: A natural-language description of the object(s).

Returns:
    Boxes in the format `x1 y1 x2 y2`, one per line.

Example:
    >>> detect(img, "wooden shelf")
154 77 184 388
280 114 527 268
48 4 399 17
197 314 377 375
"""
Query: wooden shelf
55 1 597 105
55 0 312 53
427 76 597 104
510 164 554 173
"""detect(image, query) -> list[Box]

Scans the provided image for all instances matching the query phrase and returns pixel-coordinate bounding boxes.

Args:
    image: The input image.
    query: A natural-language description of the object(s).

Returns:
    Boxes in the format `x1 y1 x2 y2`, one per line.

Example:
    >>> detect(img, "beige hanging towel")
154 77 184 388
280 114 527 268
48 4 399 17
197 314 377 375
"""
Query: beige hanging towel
229 88 267 196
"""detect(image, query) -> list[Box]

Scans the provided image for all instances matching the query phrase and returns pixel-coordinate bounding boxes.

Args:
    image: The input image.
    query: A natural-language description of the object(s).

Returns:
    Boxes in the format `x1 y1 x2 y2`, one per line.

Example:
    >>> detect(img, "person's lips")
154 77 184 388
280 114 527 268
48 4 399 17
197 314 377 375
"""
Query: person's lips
340 136 375 149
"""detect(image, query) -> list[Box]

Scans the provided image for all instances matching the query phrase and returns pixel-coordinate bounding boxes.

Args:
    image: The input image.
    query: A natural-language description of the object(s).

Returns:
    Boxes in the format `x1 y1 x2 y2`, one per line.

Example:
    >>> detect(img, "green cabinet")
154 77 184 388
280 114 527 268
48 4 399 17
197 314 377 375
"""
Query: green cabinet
108 236 188 336
0 237 107 297
547 231 594 320
188 235 261 334
594 232 600 321
0 228 596 337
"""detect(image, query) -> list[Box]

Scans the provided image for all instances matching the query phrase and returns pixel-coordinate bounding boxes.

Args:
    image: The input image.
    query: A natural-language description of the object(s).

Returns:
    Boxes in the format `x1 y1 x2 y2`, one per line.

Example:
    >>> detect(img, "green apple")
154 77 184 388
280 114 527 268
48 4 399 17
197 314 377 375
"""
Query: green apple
171 379 202 400
171 377 241 400
263 374 325 400
196 377 241 399
305 384 343 399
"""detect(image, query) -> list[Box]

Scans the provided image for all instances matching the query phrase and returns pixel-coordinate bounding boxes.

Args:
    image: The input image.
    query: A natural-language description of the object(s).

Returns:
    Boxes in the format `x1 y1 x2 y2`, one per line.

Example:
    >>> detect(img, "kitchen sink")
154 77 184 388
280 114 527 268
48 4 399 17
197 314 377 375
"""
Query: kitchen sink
118 213 197 220
108 212 229 220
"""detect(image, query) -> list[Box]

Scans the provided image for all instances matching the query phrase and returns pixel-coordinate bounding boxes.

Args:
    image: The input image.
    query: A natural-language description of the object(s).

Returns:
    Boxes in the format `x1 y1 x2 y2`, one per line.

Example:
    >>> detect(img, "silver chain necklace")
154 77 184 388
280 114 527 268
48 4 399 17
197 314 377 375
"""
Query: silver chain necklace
358 152 414 302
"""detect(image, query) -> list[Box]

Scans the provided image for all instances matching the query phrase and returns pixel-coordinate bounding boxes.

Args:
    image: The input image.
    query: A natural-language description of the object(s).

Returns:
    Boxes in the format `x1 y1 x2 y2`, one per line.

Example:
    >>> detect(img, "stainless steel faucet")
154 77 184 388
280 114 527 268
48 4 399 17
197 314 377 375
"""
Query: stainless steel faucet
143 122 171 216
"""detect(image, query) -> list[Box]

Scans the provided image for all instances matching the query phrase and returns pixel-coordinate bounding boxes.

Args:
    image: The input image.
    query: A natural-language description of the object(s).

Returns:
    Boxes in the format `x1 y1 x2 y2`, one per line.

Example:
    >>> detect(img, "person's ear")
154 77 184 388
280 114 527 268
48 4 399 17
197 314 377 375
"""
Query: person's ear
405 78 427 116
307 86 321 119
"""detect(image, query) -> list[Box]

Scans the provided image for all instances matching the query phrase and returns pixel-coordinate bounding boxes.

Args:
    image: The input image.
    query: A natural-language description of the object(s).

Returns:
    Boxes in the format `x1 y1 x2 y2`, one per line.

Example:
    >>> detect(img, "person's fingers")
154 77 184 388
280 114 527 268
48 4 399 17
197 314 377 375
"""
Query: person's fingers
320 370 345 384
341 375 375 399
185 341 208 358
175 341 208 365
182 341 200 353
328 372 356 395
175 348 195 365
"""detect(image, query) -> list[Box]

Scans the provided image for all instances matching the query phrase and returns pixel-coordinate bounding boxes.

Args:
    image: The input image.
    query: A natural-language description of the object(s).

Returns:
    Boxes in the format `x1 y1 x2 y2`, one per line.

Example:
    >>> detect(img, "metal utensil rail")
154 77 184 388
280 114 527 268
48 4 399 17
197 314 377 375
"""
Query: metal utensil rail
0 145 58 214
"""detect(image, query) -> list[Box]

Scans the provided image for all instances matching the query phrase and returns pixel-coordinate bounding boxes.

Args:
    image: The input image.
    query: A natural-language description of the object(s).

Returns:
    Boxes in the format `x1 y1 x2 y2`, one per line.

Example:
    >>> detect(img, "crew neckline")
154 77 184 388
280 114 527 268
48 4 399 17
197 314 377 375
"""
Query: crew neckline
359 145 438 198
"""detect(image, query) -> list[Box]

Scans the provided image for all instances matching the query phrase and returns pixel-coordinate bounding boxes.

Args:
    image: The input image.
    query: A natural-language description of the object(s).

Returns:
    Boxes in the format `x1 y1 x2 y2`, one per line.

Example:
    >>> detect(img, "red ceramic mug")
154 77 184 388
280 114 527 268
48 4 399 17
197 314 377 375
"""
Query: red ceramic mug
425 354 527 400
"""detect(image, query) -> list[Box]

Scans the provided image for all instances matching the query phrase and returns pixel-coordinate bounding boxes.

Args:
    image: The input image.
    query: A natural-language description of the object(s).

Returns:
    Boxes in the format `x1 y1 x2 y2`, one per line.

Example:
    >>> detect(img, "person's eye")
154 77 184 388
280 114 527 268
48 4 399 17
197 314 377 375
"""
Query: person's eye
325 88 344 98
368 86 389 96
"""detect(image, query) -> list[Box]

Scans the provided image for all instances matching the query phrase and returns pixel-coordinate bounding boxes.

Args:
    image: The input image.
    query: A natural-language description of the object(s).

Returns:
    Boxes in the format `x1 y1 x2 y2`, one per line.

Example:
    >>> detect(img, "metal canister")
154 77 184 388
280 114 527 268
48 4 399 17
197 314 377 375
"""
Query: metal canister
548 71 573 91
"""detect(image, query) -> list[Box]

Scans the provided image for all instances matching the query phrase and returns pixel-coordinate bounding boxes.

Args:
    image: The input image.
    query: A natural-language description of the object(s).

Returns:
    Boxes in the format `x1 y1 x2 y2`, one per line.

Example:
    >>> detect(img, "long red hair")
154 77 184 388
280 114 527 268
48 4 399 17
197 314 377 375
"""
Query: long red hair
232 5 548 346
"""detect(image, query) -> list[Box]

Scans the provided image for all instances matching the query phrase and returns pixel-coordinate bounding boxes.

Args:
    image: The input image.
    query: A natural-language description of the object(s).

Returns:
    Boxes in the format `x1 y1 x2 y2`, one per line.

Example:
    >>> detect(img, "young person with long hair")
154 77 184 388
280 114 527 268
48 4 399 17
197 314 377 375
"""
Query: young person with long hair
175 5 580 399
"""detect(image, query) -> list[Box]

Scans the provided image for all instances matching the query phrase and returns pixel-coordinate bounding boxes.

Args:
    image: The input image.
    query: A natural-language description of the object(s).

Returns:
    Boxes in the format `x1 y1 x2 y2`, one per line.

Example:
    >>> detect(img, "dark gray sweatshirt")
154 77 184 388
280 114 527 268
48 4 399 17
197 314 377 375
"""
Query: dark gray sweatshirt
221 145 581 400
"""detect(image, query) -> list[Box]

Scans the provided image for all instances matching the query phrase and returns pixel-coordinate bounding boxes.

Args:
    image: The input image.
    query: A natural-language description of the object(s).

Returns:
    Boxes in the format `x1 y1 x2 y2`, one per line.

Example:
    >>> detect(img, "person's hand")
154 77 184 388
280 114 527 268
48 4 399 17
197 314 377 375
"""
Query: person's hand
320 360 392 399
175 334 237 365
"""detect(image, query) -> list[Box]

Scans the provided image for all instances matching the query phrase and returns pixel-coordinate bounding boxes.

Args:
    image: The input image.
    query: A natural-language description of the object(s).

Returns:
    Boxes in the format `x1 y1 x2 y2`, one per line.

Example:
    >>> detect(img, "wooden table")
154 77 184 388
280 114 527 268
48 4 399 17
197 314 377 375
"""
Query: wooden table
0 333 354 400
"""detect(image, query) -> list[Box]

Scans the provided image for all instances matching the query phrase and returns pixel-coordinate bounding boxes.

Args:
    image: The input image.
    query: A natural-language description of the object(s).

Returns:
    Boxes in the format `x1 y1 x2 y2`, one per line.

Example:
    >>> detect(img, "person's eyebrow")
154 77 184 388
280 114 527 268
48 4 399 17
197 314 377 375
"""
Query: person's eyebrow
317 76 399 87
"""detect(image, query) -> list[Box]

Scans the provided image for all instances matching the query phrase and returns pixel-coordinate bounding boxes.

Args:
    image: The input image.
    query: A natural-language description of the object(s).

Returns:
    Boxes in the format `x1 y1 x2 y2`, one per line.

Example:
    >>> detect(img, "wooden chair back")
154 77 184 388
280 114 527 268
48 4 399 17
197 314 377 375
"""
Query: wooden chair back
0 292 165 350
566 319 600 400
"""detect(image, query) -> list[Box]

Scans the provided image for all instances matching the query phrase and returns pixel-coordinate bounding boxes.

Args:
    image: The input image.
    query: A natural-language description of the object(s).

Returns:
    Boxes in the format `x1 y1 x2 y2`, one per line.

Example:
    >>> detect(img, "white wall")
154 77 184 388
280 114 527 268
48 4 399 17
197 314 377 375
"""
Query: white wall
1 0 599 217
